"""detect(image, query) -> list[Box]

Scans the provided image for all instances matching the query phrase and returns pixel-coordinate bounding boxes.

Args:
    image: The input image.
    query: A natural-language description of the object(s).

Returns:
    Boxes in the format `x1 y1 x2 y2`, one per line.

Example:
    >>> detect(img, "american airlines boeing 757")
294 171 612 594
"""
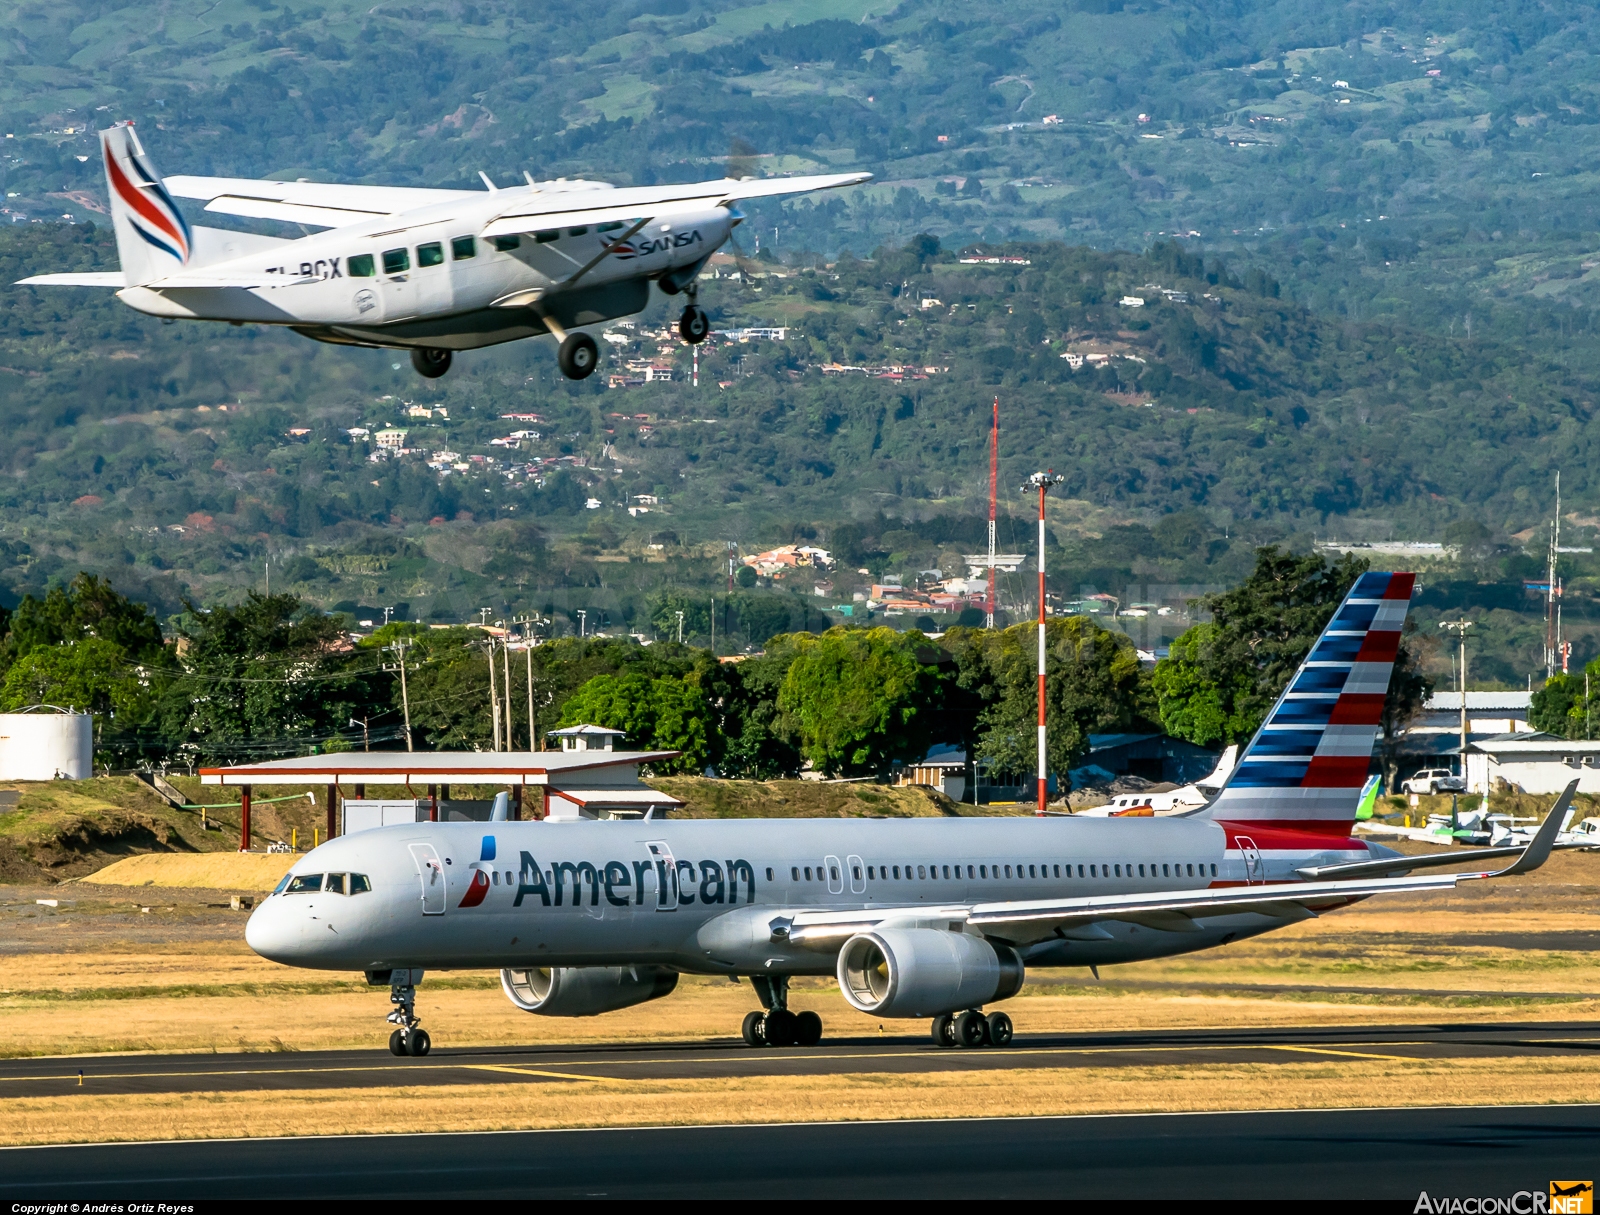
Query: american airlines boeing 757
17 124 868 381
245 572 1576 1055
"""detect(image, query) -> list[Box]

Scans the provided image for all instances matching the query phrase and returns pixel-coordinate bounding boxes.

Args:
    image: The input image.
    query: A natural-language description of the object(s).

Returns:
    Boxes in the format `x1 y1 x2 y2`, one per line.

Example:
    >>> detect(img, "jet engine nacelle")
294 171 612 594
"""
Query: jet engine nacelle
499 965 678 1017
836 928 1024 1018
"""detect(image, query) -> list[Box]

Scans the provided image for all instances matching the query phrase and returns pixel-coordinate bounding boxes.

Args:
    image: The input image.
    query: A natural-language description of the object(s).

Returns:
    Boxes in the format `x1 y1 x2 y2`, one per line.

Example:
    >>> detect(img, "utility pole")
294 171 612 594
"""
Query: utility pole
1546 472 1561 679
348 717 369 752
500 622 514 752
710 597 715 656
382 639 414 752
1439 620 1473 782
486 634 501 752
514 614 537 751
578 609 587 639
1024 471 1064 815
676 610 685 644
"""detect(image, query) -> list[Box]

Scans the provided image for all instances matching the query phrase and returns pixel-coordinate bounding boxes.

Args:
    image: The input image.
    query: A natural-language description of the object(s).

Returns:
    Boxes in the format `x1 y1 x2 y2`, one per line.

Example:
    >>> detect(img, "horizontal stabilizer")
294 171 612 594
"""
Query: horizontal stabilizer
16 272 125 287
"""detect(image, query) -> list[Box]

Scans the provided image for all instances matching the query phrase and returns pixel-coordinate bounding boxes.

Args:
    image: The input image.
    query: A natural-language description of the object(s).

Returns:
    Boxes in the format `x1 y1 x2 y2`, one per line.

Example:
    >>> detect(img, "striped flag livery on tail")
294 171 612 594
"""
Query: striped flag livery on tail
100 122 192 286
1197 571 1415 836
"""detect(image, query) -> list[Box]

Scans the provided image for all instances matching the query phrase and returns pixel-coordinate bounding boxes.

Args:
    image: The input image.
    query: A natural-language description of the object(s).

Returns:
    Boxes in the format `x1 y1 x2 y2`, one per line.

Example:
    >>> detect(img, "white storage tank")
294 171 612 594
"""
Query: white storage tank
0 706 94 781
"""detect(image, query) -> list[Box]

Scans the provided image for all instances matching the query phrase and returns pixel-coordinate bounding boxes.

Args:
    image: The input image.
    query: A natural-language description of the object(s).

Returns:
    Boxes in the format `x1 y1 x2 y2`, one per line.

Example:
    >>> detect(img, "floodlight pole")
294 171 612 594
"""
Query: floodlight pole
1438 619 1473 781
1024 471 1064 815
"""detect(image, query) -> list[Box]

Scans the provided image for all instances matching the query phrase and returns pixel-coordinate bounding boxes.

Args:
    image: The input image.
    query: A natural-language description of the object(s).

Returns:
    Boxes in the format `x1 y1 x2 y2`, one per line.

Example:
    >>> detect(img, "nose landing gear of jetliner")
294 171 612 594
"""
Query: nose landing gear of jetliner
411 347 452 378
932 1009 1012 1049
387 976 431 1057
739 975 823 1047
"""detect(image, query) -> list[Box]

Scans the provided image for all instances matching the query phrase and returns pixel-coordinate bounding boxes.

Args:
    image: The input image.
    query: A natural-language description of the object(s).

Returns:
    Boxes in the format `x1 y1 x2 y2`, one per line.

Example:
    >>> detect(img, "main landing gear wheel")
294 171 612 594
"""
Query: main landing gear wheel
407 1028 432 1057
389 1029 407 1056
741 1010 767 1046
678 304 710 344
793 1010 823 1047
763 1008 798 1047
558 332 598 380
933 1010 1012 1049
411 347 452 378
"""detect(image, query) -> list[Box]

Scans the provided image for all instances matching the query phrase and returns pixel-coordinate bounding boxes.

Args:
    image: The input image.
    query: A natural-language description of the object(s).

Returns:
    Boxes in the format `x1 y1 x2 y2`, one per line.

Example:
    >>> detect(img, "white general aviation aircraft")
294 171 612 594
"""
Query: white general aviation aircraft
243 572 1581 1055
17 123 869 379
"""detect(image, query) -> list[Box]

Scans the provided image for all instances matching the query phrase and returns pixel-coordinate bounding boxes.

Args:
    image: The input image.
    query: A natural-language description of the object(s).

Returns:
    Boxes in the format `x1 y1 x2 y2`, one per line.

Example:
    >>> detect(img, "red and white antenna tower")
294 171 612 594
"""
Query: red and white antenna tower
986 396 998 629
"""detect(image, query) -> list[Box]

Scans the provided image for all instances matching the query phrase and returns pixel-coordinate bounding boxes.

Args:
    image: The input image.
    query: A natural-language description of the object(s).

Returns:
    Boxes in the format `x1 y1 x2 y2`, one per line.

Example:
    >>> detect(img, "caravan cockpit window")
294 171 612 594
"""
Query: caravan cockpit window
492 235 521 252
285 874 323 894
451 235 476 260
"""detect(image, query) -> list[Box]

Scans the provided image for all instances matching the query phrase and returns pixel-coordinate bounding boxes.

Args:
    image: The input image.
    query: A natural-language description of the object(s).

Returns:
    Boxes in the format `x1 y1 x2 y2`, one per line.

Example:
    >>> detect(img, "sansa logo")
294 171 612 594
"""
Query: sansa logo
1552 1182 1593 1215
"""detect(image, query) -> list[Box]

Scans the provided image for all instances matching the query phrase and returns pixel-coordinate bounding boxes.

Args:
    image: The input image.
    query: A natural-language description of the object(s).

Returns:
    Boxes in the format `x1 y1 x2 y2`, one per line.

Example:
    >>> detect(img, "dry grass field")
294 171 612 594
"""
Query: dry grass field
2 830 1597 1146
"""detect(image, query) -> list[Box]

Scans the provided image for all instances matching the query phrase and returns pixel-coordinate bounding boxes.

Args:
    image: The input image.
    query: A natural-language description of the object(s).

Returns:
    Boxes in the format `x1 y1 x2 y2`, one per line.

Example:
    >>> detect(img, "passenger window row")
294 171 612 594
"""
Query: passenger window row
835 861 1220 882
347 233 521 279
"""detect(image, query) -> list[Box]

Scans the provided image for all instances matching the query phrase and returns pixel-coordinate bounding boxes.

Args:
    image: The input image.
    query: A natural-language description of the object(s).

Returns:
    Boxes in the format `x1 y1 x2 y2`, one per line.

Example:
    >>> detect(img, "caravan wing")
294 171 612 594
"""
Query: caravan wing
479 171 871 240
163 176 477 229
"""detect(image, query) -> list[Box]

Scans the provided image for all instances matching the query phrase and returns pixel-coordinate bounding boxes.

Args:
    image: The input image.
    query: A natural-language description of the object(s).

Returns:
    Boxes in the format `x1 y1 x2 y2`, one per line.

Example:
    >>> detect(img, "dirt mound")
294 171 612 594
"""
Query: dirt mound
80 853 295 890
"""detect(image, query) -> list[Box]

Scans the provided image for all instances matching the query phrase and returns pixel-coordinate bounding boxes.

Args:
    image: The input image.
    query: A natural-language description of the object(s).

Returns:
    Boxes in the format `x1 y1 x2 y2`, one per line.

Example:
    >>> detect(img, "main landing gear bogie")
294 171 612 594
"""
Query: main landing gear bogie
933 1009 1012 1049
739 975 823 1048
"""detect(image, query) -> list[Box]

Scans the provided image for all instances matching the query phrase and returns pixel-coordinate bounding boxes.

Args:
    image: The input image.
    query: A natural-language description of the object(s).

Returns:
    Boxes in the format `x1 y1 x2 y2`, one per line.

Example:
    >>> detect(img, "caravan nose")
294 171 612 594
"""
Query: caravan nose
244 896 305 964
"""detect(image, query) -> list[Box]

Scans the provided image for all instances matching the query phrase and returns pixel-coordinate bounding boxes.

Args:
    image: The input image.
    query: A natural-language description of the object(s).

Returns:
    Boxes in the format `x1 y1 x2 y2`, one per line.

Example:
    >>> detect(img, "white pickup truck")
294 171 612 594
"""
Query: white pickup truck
1401 768 1467 795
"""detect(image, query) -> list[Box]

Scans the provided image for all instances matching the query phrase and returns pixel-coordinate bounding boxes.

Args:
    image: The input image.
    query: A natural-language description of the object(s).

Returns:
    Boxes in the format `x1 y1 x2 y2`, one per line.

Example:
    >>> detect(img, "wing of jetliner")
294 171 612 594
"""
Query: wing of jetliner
781 787 1573 949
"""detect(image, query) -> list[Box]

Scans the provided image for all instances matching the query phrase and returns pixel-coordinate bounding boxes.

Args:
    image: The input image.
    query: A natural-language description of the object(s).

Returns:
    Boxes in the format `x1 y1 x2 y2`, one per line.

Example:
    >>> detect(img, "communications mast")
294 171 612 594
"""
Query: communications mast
987 397 998 629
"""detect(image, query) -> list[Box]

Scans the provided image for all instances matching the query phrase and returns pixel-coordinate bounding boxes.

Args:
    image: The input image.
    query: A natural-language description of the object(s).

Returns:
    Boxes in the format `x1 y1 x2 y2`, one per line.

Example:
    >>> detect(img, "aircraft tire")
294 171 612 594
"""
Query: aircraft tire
741 1010 766 1047
931 1013 955 1048
793 1010 823 1047
955 1010 987 1048
985 1011 1013 1047
558 332 599 380
389 1029 407 1056
411 347 452 378
407 1028 431 1057
678 304 710 344
764 1009 797 1047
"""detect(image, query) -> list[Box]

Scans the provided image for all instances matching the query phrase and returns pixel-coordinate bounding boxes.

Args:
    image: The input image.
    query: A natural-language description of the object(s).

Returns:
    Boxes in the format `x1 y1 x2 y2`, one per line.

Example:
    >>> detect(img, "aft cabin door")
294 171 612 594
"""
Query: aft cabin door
409 842 447 915
1236 836 1264 885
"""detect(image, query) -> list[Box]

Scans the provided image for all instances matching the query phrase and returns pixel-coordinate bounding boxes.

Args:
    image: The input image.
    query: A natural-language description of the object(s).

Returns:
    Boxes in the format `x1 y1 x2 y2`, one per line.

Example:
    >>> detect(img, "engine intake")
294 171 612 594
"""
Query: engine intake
837 928 1023 1018
500 965 678 1017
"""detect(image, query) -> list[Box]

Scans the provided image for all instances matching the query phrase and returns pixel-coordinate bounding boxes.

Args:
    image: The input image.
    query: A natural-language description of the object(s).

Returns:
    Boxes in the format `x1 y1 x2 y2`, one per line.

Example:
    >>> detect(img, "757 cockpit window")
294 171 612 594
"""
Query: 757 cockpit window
284 874 323 894
350 873 372 894
324 873 346 895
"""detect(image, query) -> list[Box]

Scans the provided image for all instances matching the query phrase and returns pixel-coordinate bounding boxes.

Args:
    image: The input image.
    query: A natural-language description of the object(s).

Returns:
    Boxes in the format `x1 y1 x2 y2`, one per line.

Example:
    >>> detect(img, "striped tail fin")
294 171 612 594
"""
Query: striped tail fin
1195 571 1415 836
100 122 192 286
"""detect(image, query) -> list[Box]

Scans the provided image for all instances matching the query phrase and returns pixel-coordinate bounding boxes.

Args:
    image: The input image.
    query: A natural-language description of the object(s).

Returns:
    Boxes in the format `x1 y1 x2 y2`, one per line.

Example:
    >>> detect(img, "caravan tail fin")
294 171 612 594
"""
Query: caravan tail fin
100 122 192 286
1195 571 1415 836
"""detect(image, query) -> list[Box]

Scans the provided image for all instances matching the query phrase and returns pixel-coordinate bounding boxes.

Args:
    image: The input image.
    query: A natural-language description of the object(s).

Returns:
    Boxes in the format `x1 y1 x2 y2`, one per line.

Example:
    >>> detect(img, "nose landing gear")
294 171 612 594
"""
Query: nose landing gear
678 303 709 344
387 973 431 1057
738 975 823 1047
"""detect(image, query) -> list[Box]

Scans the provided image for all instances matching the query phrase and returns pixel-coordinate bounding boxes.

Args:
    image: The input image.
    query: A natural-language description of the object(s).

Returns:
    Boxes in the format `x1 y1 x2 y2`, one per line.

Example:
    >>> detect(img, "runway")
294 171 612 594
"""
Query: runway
5 1105 1597 1199
4 1020 1599 1097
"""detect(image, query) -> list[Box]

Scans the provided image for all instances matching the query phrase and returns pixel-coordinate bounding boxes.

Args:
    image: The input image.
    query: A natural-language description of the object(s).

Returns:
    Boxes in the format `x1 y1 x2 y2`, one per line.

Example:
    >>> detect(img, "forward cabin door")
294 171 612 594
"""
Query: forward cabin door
846 854 866 895
409 842 446 915
824 854 844 895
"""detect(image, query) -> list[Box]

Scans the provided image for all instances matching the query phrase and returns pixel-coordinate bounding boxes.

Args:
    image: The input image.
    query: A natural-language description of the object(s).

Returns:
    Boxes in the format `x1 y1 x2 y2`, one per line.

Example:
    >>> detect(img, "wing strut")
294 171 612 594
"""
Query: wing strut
560 217 652 288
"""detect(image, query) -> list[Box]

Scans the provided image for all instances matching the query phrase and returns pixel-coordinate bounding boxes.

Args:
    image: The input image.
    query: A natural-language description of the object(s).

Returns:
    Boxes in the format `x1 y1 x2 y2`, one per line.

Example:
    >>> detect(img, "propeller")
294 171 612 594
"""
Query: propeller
722 138 767 284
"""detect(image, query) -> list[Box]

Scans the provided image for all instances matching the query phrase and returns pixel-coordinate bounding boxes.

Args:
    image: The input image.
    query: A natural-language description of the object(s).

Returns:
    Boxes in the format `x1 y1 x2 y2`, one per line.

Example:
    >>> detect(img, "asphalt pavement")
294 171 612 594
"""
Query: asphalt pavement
5 1105 1597 1199
2 1020 1598 1097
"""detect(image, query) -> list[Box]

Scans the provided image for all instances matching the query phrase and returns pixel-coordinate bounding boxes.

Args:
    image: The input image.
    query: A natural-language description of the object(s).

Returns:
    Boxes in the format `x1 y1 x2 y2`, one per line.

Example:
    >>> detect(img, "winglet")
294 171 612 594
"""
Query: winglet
1488 779 1576 877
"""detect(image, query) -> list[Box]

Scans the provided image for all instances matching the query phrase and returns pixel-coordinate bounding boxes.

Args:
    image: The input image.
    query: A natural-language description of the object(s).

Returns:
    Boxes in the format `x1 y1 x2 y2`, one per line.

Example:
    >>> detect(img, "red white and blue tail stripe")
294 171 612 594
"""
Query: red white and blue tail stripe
1198 571 1415 837
100 123 191 282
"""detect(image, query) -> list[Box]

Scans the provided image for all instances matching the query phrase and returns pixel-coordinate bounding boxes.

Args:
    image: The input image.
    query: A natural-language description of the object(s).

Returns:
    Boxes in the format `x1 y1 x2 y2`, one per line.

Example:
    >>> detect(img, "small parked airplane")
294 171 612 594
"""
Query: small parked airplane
16 123 869 379
243 572 1578 1055
1076 746 1238 817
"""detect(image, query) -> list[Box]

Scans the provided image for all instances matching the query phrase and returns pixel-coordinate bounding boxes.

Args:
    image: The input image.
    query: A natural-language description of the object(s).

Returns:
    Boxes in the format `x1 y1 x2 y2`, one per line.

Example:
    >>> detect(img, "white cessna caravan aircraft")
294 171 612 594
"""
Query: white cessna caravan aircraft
245 571 1577 1055
17 123 868 380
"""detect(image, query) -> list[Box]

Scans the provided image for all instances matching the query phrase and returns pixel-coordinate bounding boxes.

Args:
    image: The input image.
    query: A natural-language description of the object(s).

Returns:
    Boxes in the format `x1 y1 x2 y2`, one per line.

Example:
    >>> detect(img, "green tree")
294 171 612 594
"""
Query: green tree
947 617 1153 786
558 670 710 774
1531 671 1588 739
0 637 150 718
707 642 804 779
776 626 945 777
160 593 385 762
1152 547 1369 747
0 573 167 674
